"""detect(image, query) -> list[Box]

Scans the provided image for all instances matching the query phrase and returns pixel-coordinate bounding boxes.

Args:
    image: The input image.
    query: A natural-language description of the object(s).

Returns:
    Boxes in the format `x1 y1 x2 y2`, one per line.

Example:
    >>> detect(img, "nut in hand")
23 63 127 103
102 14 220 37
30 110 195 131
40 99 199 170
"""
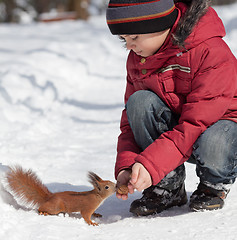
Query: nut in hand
116 184 129 195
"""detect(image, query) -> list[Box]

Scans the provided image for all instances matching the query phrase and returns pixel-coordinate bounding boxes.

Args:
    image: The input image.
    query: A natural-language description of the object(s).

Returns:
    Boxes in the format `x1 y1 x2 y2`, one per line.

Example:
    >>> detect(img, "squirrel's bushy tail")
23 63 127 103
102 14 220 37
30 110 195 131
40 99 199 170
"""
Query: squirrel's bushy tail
6 166 52 207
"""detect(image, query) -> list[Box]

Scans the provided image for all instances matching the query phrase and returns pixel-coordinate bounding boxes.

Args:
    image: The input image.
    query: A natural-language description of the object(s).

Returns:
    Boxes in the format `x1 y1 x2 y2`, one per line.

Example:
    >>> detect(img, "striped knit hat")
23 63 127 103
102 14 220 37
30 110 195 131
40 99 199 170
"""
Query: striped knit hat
106 0 178 35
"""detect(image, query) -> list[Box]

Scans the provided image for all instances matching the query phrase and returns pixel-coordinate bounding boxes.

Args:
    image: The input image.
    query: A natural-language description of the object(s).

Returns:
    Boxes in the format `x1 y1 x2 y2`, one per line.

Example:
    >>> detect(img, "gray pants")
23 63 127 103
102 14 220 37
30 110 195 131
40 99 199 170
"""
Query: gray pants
126 90 237 191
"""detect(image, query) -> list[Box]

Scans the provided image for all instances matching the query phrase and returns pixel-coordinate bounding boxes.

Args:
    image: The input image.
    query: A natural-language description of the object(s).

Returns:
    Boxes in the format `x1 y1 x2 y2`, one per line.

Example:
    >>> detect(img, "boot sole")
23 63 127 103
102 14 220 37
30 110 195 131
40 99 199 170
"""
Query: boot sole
189 202 223 212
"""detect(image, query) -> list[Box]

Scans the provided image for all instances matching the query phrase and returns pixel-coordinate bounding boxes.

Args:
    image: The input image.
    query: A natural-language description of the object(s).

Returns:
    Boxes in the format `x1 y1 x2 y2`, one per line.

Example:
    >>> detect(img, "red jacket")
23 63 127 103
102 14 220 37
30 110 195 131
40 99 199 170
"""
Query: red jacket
115 4 237 185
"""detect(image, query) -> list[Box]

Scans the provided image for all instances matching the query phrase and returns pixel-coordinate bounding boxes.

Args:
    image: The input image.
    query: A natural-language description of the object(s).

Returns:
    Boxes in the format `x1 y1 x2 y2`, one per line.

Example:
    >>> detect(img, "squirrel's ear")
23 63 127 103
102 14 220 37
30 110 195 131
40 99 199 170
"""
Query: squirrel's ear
88 172 102 191
88 172 102 182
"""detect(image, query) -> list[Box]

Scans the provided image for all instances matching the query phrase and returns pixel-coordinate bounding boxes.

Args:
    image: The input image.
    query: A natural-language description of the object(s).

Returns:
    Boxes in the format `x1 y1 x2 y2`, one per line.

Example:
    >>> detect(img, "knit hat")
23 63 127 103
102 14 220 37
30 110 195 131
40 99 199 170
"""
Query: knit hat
106 0 178 35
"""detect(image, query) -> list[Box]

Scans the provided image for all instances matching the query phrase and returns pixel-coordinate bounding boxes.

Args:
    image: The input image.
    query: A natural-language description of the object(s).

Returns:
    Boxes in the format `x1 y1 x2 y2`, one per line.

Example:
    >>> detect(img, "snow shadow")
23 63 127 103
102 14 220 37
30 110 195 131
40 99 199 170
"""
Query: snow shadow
0 163 25 210
70 116 119 124
96 190 193 225
46 182 92 193
62 98 123 110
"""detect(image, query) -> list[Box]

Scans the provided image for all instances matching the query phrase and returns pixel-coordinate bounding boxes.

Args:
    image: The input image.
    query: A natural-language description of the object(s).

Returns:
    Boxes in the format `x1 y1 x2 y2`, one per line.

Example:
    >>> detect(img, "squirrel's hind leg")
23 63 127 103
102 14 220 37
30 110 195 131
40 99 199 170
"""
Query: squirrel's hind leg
39 211 49 216
38 198 66 215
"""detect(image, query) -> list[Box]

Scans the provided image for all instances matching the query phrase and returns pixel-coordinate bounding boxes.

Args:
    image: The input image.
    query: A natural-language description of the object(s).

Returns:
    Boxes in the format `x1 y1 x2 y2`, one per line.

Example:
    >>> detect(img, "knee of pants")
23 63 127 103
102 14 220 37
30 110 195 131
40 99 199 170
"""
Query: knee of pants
193 121 237 179
126 90 157 121
126 90 168 126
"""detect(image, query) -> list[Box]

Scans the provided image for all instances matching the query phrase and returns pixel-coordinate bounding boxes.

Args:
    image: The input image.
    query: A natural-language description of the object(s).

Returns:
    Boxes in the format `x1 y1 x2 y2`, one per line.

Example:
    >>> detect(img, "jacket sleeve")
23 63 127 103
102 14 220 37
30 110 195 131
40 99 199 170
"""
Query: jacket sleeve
115 74 141 179
134 45 237 185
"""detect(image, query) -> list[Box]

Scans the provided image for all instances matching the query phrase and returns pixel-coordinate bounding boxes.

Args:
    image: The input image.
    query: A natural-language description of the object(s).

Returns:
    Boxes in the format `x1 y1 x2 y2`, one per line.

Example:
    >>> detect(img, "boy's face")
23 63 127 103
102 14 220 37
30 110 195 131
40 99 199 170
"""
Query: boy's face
120 29 170 57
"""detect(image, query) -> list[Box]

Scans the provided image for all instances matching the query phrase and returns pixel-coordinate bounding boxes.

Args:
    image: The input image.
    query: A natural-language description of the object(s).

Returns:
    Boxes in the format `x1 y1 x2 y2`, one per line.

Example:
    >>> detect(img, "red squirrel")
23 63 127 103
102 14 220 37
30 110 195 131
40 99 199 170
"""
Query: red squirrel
6 165 116 226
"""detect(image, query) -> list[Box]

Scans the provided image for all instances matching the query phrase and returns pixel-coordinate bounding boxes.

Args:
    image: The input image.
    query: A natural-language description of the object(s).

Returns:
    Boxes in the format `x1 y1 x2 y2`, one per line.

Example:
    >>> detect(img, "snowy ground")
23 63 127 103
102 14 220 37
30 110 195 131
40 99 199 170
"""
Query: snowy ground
0 3 237 240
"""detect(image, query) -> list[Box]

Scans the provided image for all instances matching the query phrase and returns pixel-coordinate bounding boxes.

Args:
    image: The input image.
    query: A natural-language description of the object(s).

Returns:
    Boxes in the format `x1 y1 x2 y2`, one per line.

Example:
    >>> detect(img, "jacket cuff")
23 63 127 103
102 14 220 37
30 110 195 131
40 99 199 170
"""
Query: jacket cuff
115 154 137 179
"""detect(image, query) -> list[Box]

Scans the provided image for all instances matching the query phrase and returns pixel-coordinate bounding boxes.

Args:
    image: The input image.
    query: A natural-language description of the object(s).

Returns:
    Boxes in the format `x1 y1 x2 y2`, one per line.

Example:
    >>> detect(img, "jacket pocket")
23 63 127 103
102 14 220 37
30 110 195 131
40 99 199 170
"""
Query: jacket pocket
162 75 191 94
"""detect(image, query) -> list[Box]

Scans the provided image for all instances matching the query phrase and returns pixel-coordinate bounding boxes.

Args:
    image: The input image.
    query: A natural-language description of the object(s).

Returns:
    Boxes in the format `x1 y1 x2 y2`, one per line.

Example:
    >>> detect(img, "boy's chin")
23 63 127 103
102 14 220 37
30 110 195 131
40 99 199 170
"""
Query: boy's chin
135 51 153 58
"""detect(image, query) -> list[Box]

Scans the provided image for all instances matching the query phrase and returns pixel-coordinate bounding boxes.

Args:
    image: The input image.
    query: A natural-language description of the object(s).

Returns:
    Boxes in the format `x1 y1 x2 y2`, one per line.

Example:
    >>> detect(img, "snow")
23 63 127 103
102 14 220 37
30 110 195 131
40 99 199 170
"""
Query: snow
0 3 237 240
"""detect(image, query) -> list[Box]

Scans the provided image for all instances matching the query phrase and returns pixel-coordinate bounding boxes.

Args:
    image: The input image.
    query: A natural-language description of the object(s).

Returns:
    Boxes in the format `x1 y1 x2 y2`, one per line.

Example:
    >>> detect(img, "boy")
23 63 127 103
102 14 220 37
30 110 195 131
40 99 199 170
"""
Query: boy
106 0 237 216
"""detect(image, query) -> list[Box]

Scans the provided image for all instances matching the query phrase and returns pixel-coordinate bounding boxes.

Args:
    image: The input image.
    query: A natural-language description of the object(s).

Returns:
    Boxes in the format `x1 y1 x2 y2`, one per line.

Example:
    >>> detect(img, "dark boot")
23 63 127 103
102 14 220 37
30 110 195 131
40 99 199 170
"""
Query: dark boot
189 183 229 211
130 183 187 216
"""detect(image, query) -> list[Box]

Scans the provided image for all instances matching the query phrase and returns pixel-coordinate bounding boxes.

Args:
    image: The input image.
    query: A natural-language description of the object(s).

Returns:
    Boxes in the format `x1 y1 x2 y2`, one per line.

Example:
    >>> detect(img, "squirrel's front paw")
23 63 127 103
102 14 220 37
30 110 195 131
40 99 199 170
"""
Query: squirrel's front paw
88 220 99 226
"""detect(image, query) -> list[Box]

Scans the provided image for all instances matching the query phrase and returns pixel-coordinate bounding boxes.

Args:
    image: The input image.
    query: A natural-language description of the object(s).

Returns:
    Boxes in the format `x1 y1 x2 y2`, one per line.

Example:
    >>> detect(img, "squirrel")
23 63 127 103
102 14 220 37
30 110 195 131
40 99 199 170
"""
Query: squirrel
5 165 116 226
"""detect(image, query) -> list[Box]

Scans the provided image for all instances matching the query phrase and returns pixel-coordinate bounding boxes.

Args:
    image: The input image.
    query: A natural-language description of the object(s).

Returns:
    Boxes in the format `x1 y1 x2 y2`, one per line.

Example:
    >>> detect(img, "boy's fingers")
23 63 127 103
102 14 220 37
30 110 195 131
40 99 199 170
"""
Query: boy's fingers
116 193 128 200
116 193 122 199
121 194 128 200
133 178 146 191
130 164 140 184
116 183 135 200
128 183 135 194
136 181 149 192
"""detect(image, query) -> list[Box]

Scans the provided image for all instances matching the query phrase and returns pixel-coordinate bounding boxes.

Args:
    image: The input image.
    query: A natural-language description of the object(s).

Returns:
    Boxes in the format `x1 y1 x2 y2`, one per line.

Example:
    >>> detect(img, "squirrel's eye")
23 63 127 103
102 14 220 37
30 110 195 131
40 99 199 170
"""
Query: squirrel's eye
105 186 109 190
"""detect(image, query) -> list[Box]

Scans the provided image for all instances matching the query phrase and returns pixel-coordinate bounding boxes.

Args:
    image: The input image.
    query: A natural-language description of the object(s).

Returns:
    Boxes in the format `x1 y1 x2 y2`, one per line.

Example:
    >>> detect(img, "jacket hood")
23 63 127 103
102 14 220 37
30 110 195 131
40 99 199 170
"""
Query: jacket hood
127 0 226 73
173 0 226 49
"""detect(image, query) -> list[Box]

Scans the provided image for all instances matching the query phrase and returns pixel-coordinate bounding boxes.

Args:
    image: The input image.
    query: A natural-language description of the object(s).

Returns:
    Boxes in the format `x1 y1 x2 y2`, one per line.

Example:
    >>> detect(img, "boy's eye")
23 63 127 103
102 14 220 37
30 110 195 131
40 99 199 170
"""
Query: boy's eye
131 36 138 40
118 36 126 42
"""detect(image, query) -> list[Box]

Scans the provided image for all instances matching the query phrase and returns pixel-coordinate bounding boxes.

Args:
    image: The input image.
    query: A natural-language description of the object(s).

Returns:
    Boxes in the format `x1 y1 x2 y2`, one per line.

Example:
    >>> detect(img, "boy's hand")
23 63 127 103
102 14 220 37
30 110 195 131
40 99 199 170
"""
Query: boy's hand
116 163 152 200
130 163 152 192
116 169 133 200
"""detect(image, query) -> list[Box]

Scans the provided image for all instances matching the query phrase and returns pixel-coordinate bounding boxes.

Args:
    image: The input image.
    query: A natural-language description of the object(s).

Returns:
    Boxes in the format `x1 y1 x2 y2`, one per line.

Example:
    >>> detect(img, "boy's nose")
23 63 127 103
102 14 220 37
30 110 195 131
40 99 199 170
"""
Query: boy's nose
126 41 135 51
